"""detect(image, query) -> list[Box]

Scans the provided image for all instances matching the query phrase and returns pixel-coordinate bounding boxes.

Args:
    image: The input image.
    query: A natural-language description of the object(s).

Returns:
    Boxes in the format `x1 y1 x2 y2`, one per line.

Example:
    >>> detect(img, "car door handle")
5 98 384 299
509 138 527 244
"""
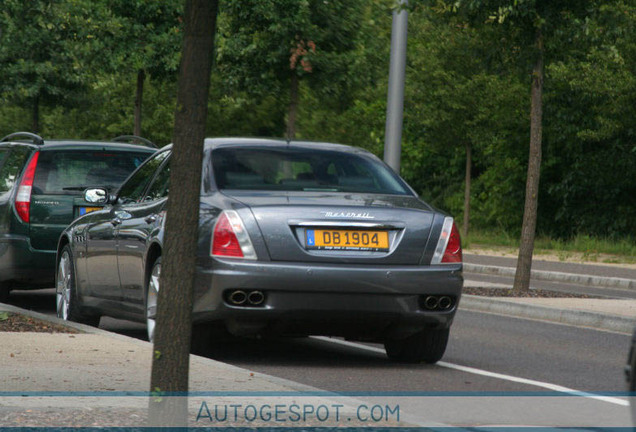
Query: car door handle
145 214 158 223
110 218 122 226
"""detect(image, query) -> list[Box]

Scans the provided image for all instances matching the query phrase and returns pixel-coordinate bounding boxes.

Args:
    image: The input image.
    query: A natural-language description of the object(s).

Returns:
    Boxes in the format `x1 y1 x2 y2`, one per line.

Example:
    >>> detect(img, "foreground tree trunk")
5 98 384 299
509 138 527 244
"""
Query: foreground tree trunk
513 28 543 293
134 69 145 136
462 142 472 239
148 0 218 426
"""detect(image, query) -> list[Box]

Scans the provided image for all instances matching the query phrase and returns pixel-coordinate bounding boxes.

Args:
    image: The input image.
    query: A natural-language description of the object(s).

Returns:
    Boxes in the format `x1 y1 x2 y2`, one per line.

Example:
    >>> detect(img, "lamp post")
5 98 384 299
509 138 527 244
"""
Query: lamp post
383 0 408 174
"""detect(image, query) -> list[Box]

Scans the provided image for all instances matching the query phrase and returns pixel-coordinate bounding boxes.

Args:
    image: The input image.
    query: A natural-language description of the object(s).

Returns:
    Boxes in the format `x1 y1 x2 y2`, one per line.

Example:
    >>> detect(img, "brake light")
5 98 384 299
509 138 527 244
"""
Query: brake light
15 152 40 223
211 210 257 259
431 217 463 264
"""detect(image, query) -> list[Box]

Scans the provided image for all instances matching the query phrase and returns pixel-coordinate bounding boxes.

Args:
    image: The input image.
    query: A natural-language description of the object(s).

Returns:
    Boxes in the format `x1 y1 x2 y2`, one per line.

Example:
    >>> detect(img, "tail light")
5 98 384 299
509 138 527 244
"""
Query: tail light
431 217 463 264
15 152 40 223
211 210 257 260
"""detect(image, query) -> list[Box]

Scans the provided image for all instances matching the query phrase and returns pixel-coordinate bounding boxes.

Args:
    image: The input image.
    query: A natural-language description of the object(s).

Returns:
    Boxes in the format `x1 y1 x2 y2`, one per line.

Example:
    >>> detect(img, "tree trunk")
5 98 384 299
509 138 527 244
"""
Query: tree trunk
134 69 145 136
286 73 299 139
148 0 218 426
462 142 472 240
513 29 543 293
32 96 39 133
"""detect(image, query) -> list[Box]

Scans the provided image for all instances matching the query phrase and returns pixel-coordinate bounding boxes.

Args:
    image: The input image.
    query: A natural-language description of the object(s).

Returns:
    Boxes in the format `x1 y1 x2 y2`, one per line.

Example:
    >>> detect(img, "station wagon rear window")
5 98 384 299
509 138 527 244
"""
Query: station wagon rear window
212 147 411 195
32 150 150 195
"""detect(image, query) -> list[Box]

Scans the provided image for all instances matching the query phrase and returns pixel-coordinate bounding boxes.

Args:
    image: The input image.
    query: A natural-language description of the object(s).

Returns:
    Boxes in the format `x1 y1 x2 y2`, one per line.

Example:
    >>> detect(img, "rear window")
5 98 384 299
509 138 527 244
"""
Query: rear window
211 147 411 195
32 150 151 195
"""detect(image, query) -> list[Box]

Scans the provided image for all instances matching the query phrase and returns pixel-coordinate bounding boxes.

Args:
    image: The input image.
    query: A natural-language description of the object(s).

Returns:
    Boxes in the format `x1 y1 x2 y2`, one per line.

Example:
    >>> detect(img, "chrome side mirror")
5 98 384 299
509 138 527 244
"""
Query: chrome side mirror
84 188 108 204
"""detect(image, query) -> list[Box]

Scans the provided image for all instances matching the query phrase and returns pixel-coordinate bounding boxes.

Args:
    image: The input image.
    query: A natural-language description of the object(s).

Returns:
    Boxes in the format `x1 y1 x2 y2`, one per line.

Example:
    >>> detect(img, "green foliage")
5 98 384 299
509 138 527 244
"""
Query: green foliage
0 0 633 247
104 0 183 77
0 0 104 109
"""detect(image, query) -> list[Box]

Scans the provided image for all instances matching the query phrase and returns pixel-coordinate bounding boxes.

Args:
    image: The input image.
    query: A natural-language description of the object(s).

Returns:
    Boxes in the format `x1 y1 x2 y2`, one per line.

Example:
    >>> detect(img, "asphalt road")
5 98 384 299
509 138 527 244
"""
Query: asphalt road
7 289 631 394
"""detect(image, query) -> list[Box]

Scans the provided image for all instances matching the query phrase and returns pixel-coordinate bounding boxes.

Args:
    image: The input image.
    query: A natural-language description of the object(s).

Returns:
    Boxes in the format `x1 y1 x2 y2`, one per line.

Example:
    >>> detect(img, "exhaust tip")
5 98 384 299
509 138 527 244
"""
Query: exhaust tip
247 290 265 306
423 296 439 310
438 296 452 310
228 290 247 306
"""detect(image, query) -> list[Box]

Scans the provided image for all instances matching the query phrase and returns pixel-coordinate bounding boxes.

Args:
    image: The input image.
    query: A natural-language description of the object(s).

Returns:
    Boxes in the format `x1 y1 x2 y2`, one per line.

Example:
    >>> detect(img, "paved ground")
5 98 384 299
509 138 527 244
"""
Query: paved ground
1 251 634 427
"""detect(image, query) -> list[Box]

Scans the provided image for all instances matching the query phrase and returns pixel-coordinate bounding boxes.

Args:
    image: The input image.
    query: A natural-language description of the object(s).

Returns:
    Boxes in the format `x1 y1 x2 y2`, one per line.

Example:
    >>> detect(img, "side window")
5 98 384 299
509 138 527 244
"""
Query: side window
143 158 170 202
117 151 169 204
0 147 31 193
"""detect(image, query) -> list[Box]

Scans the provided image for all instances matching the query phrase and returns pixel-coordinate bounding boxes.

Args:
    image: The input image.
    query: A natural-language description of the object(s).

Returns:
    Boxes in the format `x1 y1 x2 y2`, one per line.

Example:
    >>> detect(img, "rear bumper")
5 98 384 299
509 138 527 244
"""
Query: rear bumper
193 258 463 340
0 235 56 288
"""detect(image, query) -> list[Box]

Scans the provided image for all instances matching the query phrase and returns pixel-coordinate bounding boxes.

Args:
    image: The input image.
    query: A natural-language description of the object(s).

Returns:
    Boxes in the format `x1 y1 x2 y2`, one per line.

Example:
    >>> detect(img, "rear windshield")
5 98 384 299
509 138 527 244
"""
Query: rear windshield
212 147 411 195
33 150 151 195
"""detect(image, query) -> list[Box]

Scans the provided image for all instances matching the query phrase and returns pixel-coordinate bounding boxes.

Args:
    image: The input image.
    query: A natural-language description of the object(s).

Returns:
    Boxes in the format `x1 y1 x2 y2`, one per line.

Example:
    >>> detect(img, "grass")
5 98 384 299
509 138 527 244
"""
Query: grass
464 229 636 265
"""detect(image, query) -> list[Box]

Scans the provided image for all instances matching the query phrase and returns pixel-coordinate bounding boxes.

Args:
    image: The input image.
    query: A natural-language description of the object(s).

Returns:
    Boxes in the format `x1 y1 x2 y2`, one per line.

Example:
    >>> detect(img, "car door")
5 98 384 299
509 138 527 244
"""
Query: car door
85 150 169 301
117 155 170 309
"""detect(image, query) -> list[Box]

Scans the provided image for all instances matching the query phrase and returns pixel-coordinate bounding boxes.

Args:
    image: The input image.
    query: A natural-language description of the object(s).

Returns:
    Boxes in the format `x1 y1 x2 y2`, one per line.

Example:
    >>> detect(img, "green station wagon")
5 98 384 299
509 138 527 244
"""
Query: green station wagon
0 132 155 300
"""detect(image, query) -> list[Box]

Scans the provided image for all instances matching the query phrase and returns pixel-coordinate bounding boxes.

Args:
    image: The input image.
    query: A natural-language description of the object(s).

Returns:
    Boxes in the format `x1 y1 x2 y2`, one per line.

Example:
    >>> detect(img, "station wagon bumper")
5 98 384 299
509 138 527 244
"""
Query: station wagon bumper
193 258 463 340
0 235 56 287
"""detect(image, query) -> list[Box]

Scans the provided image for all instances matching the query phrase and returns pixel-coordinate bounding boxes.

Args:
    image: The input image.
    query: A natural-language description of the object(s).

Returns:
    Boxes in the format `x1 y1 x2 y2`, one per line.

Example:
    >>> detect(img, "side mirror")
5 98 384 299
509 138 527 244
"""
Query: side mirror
84 188 109 204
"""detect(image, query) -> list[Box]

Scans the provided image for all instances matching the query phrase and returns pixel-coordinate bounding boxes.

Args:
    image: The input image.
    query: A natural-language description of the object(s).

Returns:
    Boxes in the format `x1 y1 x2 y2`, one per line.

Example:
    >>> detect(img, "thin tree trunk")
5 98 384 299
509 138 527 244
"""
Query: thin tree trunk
513 28 543 293
286 73 299 139
32 96 39 133
462 142 472 240
134 69 145 136
148 0 218 426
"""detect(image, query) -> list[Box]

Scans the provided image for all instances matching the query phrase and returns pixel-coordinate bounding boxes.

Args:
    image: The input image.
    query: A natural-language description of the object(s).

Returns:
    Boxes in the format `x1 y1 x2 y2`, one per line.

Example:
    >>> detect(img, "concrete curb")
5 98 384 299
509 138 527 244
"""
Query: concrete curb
464 263 636 291
460 294 636 334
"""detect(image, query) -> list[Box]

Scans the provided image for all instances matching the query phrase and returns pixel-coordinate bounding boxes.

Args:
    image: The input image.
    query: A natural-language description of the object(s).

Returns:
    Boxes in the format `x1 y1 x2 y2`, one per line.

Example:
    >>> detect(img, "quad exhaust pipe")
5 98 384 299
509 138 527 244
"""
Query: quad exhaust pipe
422 295 454 311
228 290 247 306
227 289 266 307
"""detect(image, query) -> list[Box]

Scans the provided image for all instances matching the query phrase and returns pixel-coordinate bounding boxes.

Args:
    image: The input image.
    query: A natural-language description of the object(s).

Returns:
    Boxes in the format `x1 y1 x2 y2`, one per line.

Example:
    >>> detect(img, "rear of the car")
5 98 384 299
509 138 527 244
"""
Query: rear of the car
192 139 462 361
0 142 35 292
3 139 153 289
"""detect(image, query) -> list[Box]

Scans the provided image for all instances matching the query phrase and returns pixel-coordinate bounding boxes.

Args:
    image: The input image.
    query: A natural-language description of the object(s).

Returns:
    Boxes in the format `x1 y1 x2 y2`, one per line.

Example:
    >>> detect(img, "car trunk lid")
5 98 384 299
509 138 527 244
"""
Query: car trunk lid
227 192 436 265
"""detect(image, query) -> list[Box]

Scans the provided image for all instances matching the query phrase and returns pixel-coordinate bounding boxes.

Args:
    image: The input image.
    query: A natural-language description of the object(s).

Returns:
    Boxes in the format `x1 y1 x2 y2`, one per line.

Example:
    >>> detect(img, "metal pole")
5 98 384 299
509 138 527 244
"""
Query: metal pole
383 0 408 174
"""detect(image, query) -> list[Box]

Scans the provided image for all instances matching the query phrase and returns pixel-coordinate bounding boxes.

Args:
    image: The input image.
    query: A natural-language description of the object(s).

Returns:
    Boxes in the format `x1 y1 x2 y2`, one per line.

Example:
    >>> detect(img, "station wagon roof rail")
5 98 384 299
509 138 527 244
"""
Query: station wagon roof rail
0 132 44 145
112 135 157 148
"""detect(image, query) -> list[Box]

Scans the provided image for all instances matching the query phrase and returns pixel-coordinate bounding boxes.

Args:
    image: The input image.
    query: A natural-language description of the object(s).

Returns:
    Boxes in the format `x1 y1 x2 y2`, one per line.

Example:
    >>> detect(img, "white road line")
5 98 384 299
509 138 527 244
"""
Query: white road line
313 336 630 407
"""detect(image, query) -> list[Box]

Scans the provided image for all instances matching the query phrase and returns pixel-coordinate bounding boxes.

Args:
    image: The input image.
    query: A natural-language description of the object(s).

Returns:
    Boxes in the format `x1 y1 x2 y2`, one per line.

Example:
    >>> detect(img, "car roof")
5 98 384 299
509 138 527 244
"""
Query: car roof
202 137 374 155
0 139 156 152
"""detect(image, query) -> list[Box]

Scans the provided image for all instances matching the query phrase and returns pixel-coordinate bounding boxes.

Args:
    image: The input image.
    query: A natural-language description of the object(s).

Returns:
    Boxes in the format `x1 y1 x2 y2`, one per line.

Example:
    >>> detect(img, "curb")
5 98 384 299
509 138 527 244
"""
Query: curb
464 263 636 291
460 294 636 334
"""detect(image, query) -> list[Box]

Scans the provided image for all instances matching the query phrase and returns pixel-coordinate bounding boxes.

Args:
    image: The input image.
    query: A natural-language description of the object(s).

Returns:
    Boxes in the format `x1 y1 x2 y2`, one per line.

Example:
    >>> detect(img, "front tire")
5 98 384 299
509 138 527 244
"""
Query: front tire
384 328 450 364
56 245 100 326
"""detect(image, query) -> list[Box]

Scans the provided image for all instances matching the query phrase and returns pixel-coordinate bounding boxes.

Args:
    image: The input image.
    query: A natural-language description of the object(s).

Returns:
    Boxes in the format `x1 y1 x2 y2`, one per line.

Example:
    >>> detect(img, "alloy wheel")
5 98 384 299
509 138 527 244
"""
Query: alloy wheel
56 250 72 320
146 262 161 342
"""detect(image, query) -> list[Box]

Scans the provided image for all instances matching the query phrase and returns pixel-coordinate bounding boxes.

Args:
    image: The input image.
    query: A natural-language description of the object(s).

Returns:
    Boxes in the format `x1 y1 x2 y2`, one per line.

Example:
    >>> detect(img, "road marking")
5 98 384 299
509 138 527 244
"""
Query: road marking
314 336 629 407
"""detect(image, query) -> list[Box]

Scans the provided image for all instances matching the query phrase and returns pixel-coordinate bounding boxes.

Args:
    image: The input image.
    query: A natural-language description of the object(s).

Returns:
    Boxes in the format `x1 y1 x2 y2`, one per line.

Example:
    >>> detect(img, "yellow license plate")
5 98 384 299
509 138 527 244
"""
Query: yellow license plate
306 229 389 251
79 206 101 216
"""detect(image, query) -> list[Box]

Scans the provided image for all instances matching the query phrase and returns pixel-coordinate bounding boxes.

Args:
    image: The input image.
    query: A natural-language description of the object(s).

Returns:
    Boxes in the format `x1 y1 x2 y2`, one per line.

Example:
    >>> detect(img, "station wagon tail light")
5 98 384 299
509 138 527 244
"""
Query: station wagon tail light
211 210 257 260
431 217 462 264
15 152 40 223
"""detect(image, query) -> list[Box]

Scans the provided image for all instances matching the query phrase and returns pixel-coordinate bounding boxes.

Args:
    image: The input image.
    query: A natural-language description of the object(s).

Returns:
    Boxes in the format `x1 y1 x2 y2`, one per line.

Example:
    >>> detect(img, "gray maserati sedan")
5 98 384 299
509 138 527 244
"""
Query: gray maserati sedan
55 138 463 363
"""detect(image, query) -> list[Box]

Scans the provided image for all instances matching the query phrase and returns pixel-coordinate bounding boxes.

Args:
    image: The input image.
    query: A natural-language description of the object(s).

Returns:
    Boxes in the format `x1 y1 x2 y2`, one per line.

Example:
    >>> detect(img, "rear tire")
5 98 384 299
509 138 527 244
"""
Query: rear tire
0 283 10 303
145 257 161 343
191 322 230 357
384 328 450 364
56 245 100 327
